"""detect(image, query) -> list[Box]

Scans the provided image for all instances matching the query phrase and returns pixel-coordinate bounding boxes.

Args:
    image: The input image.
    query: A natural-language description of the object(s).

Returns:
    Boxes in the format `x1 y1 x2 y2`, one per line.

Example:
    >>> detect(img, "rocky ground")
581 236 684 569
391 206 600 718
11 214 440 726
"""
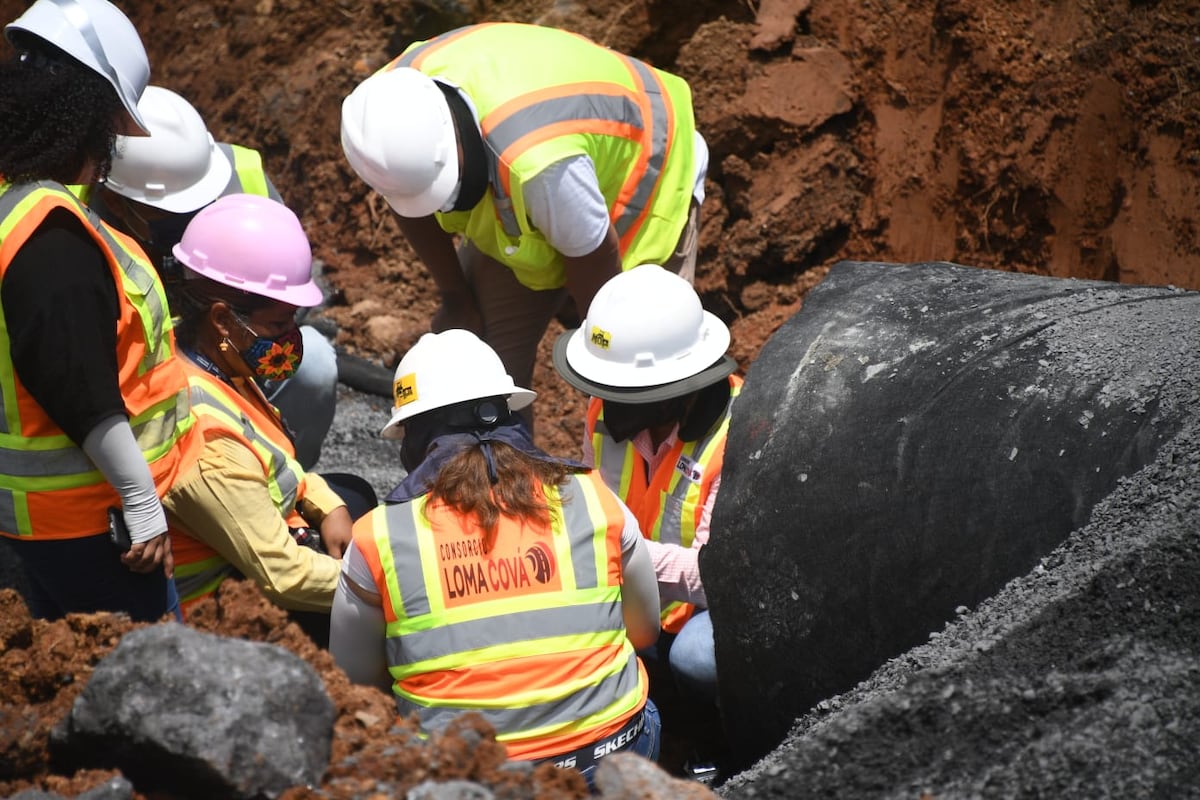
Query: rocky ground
1 0 1199 797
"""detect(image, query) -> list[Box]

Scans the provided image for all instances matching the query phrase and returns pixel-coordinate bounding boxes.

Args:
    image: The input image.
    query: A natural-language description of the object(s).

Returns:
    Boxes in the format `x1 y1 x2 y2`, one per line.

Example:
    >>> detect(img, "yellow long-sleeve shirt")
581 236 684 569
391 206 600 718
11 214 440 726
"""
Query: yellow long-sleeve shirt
163 435 343 612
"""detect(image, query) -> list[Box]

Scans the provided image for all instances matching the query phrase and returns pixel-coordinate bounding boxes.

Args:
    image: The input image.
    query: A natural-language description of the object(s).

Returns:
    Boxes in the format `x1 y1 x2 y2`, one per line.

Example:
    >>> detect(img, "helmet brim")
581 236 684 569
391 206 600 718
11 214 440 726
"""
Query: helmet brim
552 330 737 402
107 138 234 214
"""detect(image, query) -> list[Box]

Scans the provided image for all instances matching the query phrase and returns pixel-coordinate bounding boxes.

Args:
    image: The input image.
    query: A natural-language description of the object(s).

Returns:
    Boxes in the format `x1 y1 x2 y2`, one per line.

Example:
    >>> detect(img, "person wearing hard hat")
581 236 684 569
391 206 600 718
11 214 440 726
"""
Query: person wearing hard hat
553 264 741 771
329 329 662 789
160 193 376 642
90 85 338 471
340 23 708 424
0 0 202 621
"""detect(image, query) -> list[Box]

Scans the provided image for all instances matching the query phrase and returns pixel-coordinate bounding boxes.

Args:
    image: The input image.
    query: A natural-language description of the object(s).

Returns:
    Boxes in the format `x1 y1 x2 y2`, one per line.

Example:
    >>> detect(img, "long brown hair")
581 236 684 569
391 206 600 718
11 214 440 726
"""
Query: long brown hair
428 441 574 553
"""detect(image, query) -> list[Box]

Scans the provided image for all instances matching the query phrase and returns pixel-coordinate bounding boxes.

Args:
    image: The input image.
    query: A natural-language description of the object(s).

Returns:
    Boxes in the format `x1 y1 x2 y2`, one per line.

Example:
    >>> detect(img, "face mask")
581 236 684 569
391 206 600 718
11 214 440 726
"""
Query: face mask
602 398 688 443
237 320 304 382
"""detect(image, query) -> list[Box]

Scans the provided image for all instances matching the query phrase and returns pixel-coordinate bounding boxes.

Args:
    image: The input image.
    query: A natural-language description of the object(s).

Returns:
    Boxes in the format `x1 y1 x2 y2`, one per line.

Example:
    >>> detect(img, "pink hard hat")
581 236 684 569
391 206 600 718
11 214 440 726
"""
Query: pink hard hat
172 194 323 307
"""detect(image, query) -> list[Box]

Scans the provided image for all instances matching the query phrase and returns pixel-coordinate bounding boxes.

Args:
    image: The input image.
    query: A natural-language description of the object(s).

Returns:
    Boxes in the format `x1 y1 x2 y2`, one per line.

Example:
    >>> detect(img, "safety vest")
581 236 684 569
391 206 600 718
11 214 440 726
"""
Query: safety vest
170 362 307 607
586 375 742 633
216 143 282 202
351 469 647 761
392 22 697 290
0 181 199 539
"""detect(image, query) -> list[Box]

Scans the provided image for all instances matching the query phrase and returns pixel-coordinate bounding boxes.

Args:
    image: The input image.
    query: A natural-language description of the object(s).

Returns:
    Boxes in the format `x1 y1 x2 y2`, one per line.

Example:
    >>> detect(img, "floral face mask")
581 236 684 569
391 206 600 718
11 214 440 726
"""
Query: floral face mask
236 317 305 382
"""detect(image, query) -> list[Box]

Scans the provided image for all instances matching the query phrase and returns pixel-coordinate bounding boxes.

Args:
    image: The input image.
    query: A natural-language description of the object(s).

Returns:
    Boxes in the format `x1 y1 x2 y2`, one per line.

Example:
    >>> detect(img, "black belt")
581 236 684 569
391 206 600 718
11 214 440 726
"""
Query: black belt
541 709 645 773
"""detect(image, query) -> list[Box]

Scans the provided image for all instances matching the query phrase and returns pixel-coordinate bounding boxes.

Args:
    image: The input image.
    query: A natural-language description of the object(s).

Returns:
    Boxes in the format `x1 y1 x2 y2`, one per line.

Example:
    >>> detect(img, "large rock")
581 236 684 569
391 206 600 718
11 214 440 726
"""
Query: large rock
704 260 1200 770
53 623 335 799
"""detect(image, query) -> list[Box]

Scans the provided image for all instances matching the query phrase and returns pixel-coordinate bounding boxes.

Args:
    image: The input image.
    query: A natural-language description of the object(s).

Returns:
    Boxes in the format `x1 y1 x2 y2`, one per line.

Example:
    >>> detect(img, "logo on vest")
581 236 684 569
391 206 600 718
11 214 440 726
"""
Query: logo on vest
524 542 555 584
439 536 560 606
675 454 703 483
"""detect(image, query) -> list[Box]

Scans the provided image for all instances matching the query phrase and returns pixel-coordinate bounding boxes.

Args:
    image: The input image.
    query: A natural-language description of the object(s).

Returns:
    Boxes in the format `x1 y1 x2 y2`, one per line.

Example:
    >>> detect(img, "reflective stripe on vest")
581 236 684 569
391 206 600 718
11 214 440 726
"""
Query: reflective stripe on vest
186 368 301 511
0 181 197 538
358 469 645 759
170 364 304 604
216 143 280 201
587 375 742 632
393 23 695 290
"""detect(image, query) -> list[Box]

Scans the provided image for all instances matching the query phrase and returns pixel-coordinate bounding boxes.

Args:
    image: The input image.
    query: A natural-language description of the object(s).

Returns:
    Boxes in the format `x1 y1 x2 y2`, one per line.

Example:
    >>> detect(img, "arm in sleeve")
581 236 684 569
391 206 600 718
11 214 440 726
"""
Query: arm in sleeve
296 471 348 522
330 540 393 692
645 473 720 609
525 157 621 316
82 415 166 544
161 435 341 611
614 494 660 651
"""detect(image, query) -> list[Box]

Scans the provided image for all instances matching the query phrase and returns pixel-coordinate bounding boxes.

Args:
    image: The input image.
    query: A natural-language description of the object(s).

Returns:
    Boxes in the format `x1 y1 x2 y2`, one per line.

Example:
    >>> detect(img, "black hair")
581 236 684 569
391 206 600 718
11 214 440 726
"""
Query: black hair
0 34 123 185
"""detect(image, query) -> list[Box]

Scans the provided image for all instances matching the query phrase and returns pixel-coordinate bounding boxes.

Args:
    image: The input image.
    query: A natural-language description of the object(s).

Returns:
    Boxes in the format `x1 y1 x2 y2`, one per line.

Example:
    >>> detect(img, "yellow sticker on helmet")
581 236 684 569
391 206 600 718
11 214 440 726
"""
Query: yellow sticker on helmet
393 373 418 407
590 325 612 350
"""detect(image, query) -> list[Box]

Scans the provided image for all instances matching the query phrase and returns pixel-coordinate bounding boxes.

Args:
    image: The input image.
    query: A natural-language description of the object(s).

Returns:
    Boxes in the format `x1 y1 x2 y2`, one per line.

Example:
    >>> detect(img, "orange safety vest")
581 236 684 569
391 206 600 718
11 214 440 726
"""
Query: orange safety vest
586 375 742 633
0 181 199 539
170 363 309 610
351 469 647 761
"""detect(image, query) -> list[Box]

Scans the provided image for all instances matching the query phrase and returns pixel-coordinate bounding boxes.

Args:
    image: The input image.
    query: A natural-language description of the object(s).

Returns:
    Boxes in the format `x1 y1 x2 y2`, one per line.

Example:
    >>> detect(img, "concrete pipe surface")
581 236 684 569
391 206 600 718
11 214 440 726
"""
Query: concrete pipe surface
704 260 1200 771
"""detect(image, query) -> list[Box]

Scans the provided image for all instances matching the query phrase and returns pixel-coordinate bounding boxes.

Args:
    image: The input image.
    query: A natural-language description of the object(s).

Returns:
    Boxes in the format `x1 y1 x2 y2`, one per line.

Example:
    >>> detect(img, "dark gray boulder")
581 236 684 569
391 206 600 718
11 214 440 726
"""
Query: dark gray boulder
704 260 1200 770
54 623 335 799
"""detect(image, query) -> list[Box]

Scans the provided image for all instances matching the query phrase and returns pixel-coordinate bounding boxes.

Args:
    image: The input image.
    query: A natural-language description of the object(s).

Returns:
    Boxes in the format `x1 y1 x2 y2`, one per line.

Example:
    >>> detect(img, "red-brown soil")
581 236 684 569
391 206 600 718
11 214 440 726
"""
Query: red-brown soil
2 0 1198 796
70 0 1200 457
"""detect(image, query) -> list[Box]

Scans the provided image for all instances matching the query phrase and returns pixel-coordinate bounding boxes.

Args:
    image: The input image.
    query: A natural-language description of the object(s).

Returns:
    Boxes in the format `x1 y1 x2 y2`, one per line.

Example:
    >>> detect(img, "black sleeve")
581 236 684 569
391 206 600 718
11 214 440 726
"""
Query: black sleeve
2 208 127 444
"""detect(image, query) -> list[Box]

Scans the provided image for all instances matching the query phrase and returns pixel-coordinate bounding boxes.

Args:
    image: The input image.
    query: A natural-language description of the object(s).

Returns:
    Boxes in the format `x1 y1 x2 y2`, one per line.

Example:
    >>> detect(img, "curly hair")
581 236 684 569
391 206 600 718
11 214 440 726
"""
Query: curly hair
429 442 578 553
0 35 123 185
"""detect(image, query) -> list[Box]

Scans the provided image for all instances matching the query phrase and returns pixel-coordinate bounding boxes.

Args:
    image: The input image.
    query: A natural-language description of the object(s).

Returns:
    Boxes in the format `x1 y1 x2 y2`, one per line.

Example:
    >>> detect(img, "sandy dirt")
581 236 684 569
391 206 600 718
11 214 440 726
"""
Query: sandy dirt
1 0 1198 796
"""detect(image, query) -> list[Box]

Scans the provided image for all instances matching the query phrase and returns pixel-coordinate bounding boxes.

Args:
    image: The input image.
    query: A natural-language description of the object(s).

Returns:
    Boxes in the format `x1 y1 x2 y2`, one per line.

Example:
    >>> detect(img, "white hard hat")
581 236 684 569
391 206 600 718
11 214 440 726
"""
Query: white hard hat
105 86 233 213
381 329 536 440
5 0 151 135
553 264 737 402
340 67 459 218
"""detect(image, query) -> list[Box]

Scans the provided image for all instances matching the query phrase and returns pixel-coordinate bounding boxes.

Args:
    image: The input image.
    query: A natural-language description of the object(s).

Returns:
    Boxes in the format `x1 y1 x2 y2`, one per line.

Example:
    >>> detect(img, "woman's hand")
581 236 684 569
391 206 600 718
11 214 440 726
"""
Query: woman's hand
121 531 174 577
319 506 354 559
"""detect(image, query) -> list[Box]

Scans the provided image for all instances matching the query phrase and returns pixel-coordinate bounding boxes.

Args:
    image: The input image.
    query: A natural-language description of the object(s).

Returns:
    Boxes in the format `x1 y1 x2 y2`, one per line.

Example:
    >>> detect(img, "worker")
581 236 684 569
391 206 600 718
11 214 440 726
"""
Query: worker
92 85 338 469
340 22 708 422
329 329 662 789
0 0 201 621
161 193 376 643
552 264 740 772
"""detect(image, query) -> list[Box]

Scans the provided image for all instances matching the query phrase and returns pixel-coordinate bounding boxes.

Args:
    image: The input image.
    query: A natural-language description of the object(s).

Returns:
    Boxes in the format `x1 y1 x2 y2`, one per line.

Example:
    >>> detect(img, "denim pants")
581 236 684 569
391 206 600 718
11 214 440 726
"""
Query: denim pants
639 610 719 705
668 610 719 704
573 698 662 792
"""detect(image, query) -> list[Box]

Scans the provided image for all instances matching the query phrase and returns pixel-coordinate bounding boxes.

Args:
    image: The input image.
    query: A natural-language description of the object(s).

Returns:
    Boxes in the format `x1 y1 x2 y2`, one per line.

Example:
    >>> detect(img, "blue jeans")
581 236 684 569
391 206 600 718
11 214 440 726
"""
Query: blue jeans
262 326 338 470
668 610 719 705
639 610 719 706
575 698 661 792
1 532 181 622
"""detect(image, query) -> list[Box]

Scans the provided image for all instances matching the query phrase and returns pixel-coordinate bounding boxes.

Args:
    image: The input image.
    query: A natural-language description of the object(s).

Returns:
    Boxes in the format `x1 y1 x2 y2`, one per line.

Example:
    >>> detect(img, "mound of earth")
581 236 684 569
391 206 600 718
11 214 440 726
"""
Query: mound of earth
3 0 1186 453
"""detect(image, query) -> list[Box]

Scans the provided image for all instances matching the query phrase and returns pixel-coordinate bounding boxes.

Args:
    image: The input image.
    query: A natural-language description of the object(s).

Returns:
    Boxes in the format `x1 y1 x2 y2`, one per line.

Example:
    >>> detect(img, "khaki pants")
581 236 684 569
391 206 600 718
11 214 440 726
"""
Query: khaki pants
462 201 701 392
